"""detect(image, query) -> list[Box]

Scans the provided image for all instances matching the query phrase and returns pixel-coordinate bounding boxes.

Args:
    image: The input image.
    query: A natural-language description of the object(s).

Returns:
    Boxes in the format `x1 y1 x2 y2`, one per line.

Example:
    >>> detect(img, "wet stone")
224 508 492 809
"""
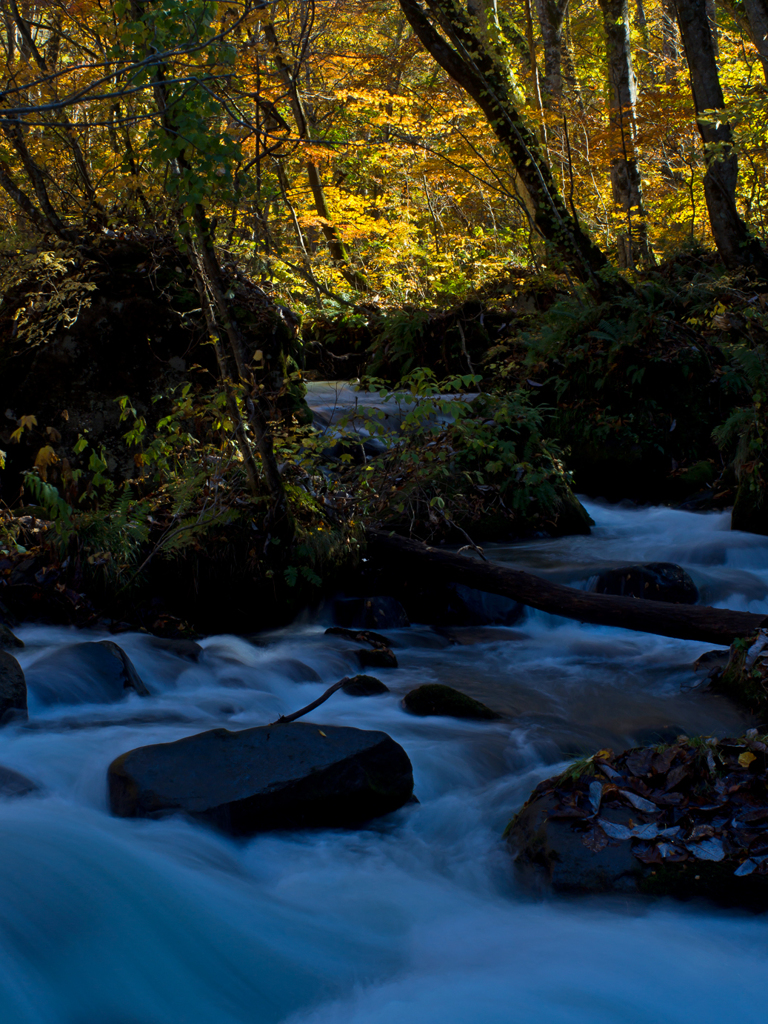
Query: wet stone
0 765 39 798
594 562 698 604
356 647 398 670
402 684 501 721
108 722 414 835
25 641 148 706
505 736 768 907
341 674 390 696
144 636 203 661
0 650 27 725
0 624 23 650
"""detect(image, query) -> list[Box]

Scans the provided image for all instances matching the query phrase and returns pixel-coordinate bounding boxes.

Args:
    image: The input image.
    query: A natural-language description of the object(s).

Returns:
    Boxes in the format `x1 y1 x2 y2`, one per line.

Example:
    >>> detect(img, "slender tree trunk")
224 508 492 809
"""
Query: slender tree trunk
742 0 768 83
127 1 291 535
0 123 75 239
3 0 102 216
661 0 680 82
398 0 611 285
534 0 570 105
523 0 548 147
189 202 291 534
263 21 369 292
675 0 768 271
705 0 719 58
562 2 583 100
598 0 651 268
0 161 54 236
716 0 767 83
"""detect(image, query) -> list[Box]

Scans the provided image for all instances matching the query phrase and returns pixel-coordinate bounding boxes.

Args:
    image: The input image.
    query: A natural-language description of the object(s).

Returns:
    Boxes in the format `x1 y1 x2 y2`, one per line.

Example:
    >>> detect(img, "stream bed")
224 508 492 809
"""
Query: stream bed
1 501 767 1024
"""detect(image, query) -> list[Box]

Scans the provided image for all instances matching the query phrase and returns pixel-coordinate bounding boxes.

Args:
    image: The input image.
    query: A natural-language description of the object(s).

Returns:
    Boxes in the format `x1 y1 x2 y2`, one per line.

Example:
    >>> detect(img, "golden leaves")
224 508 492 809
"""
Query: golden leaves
10 415 37 442
34 445 59 481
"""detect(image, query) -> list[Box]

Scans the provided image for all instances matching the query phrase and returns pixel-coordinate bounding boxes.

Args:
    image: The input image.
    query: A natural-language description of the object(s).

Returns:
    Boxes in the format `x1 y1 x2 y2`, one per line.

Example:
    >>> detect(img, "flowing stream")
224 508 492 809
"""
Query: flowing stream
2 501 768 1024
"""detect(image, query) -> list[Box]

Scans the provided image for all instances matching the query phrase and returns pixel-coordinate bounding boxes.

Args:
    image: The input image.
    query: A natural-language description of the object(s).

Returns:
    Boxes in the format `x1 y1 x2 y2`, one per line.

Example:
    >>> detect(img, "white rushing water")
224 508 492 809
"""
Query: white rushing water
1 501 767 1024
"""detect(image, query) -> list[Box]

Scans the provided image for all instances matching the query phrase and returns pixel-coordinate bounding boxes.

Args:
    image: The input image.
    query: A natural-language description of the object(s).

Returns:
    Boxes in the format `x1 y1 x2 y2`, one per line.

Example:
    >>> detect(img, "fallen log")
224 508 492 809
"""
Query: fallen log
365 530 768 647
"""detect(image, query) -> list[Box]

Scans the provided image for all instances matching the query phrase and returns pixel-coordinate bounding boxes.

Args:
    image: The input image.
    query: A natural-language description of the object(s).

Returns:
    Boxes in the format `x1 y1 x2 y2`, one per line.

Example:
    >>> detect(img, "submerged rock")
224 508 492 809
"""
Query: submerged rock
402 683 501 720
108 722 414 834
352 577 524 628
594 562 698 604
334 595 410 630
98 641 151 696
356 647 398 669
0 765 39 797
0 650 27 724
25 641 149 705
144 636 203 661
0 624 23 650
506 737 768 906
341 674 390 696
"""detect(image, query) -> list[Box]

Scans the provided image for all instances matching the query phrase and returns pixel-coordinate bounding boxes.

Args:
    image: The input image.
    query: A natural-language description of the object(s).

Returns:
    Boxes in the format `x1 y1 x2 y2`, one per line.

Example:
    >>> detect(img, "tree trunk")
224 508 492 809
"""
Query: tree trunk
534 0 570 104
523 0 548 144
705 0 719 58
366 530 768 646
398 0 612 285
675 0 768 272
742 0 768 83
126 1 292 537
263 21 369 292
661 0 680 82
598 0 651 268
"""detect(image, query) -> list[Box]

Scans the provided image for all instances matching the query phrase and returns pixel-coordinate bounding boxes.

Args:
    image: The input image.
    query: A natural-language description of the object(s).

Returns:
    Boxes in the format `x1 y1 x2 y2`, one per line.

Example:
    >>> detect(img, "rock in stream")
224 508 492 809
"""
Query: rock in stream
0 649 27 724
108 722 414 834
506 736 768 906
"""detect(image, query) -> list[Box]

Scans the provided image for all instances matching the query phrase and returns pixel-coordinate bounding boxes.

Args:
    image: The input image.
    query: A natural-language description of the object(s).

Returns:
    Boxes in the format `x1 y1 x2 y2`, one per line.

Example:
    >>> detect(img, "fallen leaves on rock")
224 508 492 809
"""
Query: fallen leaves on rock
527 733 768 877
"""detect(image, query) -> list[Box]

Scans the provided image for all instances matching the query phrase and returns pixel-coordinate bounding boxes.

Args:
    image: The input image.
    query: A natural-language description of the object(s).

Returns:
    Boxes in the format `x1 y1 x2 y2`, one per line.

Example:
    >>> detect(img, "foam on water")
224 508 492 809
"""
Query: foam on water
1 500 767 1023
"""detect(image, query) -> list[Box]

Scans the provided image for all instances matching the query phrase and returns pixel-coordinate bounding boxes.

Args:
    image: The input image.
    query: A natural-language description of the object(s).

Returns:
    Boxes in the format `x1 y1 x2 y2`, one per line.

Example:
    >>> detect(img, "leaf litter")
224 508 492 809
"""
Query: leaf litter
535 735 768 877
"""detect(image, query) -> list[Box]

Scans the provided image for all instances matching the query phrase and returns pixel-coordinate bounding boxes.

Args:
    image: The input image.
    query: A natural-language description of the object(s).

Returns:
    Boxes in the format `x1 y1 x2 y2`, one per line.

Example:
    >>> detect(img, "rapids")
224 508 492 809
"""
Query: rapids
1 501 767 1023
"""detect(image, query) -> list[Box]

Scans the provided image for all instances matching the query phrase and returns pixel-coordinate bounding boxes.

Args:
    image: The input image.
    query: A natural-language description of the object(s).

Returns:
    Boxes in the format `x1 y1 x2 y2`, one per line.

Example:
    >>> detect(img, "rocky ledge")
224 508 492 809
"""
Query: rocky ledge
506 734 768 906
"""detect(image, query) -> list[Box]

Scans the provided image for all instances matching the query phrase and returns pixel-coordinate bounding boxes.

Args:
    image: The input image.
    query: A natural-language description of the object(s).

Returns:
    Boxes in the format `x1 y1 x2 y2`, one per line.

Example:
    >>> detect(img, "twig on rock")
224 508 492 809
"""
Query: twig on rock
272 677 351 724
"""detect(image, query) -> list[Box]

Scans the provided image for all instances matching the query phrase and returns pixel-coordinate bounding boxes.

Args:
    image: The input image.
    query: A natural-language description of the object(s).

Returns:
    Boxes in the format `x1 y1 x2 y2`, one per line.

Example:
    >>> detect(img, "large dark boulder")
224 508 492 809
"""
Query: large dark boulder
402 683 501 720
25 641 148 705
0 650 27 724
108 722 414 834
506 738 768 906
594 562 698 604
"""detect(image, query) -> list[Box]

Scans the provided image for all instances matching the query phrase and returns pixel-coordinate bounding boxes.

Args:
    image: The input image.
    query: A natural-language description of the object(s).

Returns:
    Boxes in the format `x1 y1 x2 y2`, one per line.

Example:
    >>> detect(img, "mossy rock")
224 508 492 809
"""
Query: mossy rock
342 675 390 696
710 633 768 720
402 683 501 720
